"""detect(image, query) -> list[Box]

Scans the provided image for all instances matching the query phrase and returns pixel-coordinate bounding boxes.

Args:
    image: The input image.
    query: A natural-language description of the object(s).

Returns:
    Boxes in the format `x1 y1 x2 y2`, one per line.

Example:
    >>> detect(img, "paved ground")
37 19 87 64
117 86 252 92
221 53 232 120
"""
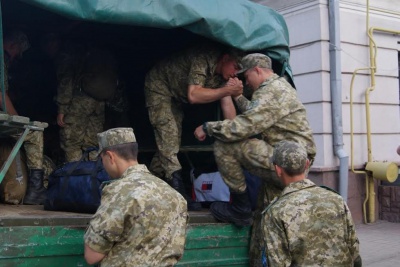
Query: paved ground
356 220 400 267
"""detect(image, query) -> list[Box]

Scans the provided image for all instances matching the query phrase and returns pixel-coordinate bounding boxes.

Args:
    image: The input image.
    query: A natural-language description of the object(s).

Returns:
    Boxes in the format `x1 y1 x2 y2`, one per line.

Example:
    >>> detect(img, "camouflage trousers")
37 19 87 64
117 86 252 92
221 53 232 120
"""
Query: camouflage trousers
12 130 43 169
213 138 284 266
60 96 104 162
146 92 183 179
213 138 283 192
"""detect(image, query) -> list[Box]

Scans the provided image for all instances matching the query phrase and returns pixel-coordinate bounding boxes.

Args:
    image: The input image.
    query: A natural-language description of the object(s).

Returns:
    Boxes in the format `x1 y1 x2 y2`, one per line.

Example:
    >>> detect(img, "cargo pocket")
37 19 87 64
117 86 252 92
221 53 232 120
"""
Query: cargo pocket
148 102 171 127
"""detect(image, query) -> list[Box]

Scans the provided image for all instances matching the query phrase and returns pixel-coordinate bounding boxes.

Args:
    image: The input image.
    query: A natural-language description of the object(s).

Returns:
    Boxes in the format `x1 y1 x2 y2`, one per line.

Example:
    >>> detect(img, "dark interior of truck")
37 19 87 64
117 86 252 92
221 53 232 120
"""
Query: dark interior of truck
2 0 225 178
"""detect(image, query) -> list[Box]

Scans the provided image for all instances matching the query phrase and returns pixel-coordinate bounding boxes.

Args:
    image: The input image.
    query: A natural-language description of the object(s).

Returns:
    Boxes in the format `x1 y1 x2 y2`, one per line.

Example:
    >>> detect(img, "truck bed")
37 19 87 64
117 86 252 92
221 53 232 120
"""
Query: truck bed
0 204 251 267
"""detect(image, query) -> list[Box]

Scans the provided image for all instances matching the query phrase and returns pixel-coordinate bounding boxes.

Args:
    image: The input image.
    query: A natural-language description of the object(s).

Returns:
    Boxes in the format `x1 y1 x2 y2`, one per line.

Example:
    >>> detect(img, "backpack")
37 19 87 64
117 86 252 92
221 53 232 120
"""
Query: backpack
78 48 119 101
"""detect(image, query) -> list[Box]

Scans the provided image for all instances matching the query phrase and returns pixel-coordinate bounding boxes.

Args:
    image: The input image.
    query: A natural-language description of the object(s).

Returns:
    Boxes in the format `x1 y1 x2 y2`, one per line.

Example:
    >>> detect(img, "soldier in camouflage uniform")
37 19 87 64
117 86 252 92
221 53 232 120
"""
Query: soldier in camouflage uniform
195 53 316 265
84 128 188 267
260 141 362 267
194 53 316 226
1 30 46 205
144 43 243 210
55 43 107 162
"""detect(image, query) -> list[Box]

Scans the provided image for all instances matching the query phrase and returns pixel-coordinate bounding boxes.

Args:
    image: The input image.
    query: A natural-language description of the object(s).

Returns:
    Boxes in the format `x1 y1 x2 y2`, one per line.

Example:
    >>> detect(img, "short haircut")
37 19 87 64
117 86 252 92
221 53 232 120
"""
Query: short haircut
281 164 307 177
102 142 138 161
225 48 245 63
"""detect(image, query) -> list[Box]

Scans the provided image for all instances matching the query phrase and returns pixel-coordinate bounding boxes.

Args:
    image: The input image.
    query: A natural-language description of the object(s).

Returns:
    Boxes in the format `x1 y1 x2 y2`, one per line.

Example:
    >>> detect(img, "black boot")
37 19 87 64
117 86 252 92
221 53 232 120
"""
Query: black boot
210 190 253 226
24 169 47 205
169 170 202 211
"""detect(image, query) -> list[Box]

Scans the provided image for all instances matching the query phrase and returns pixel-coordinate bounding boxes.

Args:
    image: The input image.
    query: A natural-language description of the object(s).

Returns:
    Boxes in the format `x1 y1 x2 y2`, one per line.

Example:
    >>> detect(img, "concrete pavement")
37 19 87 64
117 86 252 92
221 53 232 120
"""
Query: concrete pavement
356 220 400 266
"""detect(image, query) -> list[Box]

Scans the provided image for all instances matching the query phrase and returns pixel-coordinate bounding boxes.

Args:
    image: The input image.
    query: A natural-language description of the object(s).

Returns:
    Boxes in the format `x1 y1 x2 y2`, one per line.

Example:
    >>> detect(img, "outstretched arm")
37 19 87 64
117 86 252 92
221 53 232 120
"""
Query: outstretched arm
220 96 236 119
187 78 243 104
220 77 245 119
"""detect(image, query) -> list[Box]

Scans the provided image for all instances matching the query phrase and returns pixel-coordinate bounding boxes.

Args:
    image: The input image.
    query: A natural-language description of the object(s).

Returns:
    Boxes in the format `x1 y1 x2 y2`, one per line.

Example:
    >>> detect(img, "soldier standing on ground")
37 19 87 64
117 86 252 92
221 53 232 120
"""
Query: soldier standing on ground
144 43 243 210
262 141 361 266
0 30 46 204
194 53 316 265
84 128 188 266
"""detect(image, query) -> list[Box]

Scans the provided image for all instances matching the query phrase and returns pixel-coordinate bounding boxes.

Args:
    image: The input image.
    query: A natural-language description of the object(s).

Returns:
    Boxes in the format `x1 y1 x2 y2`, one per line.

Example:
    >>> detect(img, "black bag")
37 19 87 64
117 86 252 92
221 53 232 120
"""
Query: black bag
44 148 111 213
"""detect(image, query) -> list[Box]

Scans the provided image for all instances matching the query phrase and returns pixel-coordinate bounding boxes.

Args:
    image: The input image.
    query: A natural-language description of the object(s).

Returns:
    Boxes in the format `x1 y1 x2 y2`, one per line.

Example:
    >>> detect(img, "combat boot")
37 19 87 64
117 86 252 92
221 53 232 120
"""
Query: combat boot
24 169 47 205
169 170 202 211
210 190 253 226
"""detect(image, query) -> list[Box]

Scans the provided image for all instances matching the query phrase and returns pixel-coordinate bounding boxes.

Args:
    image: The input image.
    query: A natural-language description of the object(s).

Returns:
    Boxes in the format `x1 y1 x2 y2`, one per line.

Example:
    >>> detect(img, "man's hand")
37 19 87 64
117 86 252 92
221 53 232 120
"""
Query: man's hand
57 113 66 127
226 77 243 97
84 243 106 265
226 77 238 86
194 125 207 141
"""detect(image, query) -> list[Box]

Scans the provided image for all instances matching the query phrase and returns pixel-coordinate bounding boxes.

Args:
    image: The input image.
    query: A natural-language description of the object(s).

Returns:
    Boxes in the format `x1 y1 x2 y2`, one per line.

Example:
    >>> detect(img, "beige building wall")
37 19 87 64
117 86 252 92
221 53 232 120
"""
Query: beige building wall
253 0 400 168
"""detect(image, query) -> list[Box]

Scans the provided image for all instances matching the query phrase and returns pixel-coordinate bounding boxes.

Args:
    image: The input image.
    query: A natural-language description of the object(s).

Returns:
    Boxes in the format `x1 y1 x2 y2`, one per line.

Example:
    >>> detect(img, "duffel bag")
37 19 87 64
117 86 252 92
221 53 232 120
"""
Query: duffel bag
44 147 110 213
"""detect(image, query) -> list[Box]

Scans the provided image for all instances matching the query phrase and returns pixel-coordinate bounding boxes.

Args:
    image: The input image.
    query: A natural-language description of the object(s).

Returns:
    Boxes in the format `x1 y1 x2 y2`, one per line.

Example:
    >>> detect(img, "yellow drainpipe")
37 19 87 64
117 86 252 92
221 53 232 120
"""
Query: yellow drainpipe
349 67 372 224
349 0 400 223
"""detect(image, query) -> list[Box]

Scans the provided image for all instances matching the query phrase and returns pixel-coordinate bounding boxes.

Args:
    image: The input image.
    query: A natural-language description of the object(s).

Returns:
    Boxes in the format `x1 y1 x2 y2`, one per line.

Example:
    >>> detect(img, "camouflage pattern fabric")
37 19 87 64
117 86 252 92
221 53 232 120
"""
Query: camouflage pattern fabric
144 45 224 104
16 131 44 169
271 140 308 173
249 182 282 267
146 96 183 179
206 74 316 265
59 96 104 162
4 54 44 169
84 164 188 267
207 74 316 192
261 179 361 266
55 46 85 115
237 53 272 74
42 155 56 188
213 139 283 192
97 127 136 155
144 45 225 179
56 47 105 162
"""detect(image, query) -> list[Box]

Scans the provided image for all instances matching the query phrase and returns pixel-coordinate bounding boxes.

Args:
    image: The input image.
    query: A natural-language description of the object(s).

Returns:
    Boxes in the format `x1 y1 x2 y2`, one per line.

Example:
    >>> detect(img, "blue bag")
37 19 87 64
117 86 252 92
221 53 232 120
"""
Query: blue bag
44 147 110 213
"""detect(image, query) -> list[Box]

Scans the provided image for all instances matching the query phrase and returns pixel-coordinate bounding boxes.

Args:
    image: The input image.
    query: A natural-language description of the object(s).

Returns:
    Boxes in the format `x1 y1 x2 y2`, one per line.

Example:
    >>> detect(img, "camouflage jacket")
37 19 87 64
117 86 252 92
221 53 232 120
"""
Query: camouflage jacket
55 44 106 114
262 179 361 267
55 46 83 114
145 45 225 104
206 74 316 160
84 164 188 267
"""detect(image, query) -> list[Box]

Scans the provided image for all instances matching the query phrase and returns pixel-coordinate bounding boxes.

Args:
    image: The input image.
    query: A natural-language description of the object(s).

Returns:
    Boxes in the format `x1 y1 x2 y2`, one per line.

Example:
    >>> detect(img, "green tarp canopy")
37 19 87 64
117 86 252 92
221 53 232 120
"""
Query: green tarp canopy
19 0 292 78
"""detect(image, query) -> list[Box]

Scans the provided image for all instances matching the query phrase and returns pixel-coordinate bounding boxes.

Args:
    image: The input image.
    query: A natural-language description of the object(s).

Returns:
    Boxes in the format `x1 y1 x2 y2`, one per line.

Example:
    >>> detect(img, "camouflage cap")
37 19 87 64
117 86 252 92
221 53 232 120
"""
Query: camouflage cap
271 141 308 173
97 127 136 155
236 53 272 74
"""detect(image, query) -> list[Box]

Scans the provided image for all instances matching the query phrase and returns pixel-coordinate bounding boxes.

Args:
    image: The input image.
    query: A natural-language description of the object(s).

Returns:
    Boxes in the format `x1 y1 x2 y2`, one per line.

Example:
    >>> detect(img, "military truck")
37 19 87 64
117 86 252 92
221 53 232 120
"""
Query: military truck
0 0 292 266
